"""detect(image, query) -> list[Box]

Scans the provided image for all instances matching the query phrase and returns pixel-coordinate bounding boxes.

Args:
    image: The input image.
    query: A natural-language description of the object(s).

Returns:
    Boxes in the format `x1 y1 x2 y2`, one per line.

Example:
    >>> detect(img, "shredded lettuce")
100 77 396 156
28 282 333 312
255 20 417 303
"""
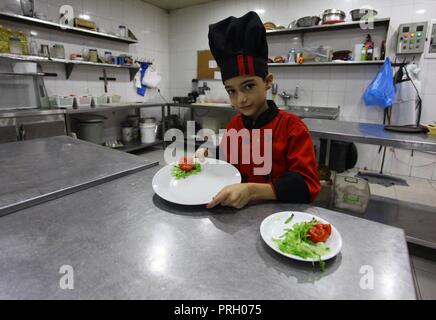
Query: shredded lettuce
171 163 202 180
273 217 330 271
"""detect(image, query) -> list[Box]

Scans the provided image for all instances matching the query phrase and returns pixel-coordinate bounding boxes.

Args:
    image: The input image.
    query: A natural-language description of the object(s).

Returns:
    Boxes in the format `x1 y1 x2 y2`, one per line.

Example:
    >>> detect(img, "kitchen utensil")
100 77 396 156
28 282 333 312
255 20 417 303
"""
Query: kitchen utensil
322 9 346 25
20 0 34 17
350 9 378 21
296 16 321 27
152 158 241 205
260 211 343 263
40 44 50 57
74 114 107 145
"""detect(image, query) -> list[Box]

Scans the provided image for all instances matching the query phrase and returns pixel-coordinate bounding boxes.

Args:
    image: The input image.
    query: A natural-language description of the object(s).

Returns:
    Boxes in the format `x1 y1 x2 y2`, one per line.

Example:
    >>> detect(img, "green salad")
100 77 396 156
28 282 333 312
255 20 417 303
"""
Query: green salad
171 163 202 180
273 215 331 271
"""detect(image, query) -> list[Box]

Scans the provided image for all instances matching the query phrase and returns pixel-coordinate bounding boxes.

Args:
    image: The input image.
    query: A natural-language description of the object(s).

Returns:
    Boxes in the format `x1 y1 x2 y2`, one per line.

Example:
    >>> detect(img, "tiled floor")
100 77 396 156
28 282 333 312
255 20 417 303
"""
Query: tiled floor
134 146 436 300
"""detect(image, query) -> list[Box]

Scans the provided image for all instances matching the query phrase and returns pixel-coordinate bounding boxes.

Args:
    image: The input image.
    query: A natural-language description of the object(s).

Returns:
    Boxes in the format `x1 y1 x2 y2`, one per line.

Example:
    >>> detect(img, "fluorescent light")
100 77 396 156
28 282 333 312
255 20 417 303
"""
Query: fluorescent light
416 9 425 14
255 8 265 15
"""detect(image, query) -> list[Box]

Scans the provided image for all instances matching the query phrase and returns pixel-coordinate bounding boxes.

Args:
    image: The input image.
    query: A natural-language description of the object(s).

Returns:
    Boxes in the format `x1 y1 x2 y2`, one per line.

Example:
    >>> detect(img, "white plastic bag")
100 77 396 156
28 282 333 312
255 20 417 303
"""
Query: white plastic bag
142 67 162 88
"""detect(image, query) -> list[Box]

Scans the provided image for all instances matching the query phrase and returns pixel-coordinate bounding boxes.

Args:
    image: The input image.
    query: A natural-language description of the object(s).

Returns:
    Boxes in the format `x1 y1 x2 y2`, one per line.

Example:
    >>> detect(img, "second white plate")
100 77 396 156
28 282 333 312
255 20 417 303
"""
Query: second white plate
260 211 342 262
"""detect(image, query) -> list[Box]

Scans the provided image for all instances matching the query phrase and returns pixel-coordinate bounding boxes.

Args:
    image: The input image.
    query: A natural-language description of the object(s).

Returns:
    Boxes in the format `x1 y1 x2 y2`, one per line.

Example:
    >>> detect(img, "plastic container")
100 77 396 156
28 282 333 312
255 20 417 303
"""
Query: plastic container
140 118 157 144
9 37 22 54
0 25 10 53
49 95 74 109
74 96 93 108
332 175 370 214
13 62 37 73
121 121 134 143
303 46 332 62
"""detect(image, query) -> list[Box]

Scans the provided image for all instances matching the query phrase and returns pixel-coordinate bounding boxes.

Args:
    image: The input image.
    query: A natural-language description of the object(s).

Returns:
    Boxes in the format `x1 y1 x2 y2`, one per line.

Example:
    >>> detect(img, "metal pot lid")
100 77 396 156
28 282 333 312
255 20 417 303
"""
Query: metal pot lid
323 9 346 16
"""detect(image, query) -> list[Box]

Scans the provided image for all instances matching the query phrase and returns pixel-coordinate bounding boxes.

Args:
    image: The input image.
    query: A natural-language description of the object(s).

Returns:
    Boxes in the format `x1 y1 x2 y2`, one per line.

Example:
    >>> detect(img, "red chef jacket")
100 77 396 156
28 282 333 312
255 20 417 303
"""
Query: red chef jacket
220 100 320 203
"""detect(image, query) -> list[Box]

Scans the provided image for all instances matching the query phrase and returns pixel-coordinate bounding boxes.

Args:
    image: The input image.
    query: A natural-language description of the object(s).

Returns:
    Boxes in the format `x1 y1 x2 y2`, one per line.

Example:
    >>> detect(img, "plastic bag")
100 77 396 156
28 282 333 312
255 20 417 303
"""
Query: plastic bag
142 67 162 88
363 58 396 108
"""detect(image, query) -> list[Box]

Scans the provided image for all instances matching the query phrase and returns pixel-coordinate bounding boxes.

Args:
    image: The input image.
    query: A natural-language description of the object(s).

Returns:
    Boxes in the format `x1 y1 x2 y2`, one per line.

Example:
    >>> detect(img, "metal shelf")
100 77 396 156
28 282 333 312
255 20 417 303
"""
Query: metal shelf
0 72 57 76
266 18 391 36
0 53 139 80
116 140 163 153
0 11 137 44
65 103 165 114
268 60 386 67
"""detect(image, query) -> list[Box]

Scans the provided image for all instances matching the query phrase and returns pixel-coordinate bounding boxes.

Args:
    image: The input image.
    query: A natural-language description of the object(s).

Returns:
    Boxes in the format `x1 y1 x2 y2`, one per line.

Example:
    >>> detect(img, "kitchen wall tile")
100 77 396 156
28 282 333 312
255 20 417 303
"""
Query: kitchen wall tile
421 95 436 124
410 151 436 180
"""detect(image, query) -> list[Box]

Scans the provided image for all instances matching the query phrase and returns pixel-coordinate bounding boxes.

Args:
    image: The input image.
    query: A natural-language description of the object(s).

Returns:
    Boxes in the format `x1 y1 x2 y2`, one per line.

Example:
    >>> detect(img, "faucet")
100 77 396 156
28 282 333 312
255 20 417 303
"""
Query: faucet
294 85 299 100
279 91 292 109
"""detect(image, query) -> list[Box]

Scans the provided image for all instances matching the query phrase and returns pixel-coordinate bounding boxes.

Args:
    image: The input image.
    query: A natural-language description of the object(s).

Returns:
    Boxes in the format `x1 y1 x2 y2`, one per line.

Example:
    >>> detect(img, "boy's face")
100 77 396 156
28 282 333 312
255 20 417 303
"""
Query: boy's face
224 74 273 117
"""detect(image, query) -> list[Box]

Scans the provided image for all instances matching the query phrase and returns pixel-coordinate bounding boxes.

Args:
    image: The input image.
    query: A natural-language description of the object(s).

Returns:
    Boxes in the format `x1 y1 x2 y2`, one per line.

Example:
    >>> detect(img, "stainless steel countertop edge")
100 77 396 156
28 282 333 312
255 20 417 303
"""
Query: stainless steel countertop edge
0 160 159 218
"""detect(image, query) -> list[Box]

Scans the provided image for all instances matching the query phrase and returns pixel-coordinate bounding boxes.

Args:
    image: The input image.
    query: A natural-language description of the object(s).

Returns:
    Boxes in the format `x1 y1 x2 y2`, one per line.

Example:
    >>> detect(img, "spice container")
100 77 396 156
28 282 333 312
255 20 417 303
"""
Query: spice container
9 37 22 54
51 44 65 59
0 25 10 53
17 31 29 55
89 49 98 62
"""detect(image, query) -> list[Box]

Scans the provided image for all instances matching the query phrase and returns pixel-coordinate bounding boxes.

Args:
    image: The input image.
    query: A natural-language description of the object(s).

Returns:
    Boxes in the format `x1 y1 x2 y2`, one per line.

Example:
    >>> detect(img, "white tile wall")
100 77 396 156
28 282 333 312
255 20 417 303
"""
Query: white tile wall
168 0 436 180
0 0 170 139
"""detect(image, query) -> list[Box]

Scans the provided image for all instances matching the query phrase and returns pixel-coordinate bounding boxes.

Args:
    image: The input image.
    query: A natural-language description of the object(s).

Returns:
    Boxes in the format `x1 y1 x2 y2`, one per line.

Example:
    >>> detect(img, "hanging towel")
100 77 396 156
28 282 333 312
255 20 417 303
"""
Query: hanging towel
136 62 150 97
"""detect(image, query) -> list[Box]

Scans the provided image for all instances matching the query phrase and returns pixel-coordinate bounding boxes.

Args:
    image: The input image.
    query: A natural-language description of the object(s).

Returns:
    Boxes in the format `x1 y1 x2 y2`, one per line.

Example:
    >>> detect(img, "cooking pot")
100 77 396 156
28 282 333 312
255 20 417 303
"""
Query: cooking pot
322 9 346 25
296 16 321 28
350 9 378 21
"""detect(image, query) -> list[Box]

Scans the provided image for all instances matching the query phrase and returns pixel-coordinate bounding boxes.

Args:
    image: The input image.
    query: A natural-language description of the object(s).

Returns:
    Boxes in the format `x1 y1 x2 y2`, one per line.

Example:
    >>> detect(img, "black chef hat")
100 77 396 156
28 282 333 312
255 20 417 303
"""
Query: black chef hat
208 11 268 82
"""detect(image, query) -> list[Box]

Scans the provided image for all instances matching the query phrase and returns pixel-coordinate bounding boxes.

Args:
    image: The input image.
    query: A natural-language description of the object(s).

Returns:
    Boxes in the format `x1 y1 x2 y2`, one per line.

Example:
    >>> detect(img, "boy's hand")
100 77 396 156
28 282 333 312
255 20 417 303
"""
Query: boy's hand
207 184 251 209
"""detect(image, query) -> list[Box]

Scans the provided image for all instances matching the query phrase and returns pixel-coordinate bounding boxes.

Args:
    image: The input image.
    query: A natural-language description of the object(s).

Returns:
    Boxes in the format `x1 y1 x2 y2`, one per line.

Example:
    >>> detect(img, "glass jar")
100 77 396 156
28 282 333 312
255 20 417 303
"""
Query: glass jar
9 37 22 55
89 49 98 62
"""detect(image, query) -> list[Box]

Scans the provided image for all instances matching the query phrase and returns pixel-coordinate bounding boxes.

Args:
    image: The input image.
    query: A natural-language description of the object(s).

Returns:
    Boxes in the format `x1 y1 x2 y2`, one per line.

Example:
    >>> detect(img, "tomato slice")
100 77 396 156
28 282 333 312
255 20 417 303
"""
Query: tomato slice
308 224 332 243
178 156 195 171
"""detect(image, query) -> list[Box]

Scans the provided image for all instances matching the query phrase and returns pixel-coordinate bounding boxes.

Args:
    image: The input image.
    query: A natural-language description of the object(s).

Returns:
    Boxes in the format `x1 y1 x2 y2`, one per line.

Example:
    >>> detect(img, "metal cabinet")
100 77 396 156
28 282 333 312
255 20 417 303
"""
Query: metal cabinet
0 110 66 143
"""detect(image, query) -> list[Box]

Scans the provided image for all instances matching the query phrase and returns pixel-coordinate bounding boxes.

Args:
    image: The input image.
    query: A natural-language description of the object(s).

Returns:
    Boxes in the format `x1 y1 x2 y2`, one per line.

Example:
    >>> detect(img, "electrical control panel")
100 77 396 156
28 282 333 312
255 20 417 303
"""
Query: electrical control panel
396 22 428 54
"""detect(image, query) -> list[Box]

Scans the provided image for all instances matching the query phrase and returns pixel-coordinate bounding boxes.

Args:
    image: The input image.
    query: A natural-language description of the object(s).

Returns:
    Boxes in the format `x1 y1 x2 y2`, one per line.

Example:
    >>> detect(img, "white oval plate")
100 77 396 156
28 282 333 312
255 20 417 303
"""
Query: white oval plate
152 158 241 205
260 211 342 262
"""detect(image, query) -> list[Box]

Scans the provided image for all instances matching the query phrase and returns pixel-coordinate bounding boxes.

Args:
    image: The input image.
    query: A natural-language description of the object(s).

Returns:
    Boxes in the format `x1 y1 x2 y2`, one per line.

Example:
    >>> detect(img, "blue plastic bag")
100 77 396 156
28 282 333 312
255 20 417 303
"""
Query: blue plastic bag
363 58 396 108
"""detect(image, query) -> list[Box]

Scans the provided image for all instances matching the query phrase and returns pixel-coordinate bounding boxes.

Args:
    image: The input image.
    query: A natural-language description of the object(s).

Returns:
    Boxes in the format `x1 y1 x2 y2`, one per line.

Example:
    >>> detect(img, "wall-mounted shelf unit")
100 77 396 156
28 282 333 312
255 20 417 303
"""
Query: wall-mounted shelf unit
0 11 138 44
0 53 139 81
268 60 386 67
266 18 391 36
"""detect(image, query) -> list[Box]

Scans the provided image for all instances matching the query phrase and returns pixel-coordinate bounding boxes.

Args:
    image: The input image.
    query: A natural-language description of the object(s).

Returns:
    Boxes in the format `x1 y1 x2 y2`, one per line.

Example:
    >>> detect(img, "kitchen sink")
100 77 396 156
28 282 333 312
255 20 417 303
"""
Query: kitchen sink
283 105 340 120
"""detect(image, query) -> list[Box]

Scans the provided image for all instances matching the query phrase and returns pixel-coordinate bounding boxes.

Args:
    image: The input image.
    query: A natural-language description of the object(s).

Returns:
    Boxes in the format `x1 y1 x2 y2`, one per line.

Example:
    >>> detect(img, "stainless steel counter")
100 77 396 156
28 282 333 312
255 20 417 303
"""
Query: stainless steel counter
304 119 436 152
0 165 416 299
0 136 158 216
